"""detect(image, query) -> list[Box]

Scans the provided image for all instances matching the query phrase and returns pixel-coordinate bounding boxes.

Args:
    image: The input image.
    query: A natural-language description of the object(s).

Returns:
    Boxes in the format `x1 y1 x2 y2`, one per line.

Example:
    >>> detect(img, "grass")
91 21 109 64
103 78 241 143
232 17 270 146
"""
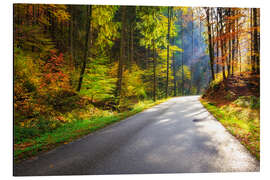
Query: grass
14 99 168 163
200 98 260 160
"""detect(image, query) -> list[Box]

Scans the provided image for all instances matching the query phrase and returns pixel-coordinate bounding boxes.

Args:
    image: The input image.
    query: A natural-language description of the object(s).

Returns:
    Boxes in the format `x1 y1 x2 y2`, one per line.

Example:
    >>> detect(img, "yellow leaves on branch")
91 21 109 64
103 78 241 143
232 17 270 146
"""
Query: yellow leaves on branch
48 4 70 22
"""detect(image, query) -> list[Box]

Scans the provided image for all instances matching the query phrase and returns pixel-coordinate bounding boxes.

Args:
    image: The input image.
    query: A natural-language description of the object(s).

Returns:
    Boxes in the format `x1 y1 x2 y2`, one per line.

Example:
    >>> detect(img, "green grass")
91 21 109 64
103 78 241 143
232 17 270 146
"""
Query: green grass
200 98 260 160
14 99 168 162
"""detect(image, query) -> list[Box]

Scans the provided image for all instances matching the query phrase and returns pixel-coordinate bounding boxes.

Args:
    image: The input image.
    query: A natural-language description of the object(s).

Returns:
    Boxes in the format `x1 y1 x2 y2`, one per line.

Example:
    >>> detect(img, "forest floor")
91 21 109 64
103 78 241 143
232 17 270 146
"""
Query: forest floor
14 99 168 163
201 72 260 160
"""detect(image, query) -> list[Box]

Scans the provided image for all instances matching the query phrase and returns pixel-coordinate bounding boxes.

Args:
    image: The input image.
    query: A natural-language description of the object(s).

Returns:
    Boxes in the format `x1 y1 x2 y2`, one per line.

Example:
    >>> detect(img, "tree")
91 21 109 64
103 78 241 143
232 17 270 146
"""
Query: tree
115 6 127 105
166 7 172 98
77 5 92 92
205 7 215 81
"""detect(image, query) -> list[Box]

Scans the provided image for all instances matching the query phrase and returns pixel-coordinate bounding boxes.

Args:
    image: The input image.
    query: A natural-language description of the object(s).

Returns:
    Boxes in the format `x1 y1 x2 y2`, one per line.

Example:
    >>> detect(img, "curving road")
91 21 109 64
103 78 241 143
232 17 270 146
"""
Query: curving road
14 96 259 176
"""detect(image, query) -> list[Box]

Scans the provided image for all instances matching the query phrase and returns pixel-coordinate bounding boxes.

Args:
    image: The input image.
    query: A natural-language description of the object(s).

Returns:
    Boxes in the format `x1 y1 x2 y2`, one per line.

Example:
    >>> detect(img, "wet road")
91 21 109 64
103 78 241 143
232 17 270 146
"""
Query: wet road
14 96 259 176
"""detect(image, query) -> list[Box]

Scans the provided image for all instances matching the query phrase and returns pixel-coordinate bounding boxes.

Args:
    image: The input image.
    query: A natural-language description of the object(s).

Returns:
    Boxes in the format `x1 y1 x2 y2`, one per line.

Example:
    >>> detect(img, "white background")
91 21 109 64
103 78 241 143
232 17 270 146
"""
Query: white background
1 0 269 179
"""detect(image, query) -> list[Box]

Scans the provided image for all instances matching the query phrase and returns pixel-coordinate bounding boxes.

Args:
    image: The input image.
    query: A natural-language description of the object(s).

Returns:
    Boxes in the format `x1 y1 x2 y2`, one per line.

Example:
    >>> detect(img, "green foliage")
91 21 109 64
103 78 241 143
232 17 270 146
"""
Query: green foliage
80 57 116 101
92 5 120 52
209 80 221 90
137 7 168 48
176 65 191 81
14 47 41 119
122 64 147 99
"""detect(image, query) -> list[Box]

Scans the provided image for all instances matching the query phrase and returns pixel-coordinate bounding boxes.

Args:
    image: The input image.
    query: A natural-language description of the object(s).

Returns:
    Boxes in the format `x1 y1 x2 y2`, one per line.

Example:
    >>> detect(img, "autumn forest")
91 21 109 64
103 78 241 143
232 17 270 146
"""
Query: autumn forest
14 4 260 162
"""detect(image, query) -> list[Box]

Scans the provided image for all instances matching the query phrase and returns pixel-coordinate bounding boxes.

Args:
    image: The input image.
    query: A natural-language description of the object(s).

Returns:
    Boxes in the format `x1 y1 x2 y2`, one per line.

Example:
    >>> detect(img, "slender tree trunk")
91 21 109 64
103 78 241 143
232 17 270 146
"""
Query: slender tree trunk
69 6 74 64
172 36 177 96
153 40 157 102
231 9 236 76
130 24 134 65
218 8 226 80
166 7 171 98
239 39 242 74
253 8 259 74
206 8 215 81
190 8 193 94
257 9 260 74
181 12 185 95
68 6 74 86
115 6 127 104
236 12 242 75
226 9 232 77
77 5 92 92
215 12 220 77
250 8 255 73
126 23 130 70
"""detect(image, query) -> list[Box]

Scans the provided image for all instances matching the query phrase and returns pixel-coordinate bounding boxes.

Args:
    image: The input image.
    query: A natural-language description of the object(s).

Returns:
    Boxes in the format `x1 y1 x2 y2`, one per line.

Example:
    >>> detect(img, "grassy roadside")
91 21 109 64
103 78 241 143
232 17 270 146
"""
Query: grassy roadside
14 99 168 163
200 98 260 160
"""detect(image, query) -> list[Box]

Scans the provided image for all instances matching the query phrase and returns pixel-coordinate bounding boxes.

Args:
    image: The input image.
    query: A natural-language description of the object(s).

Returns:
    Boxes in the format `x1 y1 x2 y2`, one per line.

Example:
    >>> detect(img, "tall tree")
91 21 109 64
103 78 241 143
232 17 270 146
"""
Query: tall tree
253 8 260 74
77 5 92 92
206 7 215 81
166 7 172 98
115 6 127 104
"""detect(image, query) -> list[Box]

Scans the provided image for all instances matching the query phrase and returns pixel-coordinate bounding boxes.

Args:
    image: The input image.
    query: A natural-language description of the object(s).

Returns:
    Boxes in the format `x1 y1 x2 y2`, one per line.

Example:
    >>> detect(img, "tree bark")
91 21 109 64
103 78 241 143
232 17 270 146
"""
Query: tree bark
77 5 92 92
253 8 259 74
215 10 220 76
115 6 127 104
218 8 226 80
181 11 185 95
206 7 215 81
153 40 157 102
172 36 177 97
166 7 171 98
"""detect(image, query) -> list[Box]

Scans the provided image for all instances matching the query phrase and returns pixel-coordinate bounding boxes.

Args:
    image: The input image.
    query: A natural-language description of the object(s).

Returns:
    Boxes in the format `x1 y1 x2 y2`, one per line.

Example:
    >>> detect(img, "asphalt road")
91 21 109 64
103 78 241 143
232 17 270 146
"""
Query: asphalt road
14 96 259 176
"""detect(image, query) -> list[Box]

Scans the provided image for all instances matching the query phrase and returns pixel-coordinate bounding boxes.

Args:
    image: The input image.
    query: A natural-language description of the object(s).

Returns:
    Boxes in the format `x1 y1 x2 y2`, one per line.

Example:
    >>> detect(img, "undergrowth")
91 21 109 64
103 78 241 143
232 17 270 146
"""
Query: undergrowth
200 97 260 160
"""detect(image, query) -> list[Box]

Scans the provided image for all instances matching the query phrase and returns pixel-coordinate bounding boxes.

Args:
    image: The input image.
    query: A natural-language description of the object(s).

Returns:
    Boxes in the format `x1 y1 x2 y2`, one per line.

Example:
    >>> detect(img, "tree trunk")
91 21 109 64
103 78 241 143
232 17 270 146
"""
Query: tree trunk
231 9 236 76
236 11 242 75
215 11 220 77
115 6 127 104
206 8 215 81
172 36 177 96
77 5 92 92
253 8 259 74
130 24 134 65
181 11 185 96
250 8 255 73
166 7 171 98
153 40 157 102
218 8 226 80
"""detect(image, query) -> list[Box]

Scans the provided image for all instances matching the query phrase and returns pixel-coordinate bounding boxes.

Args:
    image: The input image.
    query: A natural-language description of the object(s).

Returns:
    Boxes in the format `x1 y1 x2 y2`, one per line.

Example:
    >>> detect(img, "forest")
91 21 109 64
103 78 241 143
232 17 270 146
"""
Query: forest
14 4 260 161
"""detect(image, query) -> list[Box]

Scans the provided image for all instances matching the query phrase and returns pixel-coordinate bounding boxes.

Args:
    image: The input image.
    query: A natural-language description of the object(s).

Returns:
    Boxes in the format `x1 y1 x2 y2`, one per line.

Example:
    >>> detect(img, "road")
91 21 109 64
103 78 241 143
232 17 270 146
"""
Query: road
14 96 259 176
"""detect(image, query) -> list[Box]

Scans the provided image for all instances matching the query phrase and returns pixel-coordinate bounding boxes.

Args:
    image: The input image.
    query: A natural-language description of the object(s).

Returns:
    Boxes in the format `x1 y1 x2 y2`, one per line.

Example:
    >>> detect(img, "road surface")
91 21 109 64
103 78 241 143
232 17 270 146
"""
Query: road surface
14 96 259 176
